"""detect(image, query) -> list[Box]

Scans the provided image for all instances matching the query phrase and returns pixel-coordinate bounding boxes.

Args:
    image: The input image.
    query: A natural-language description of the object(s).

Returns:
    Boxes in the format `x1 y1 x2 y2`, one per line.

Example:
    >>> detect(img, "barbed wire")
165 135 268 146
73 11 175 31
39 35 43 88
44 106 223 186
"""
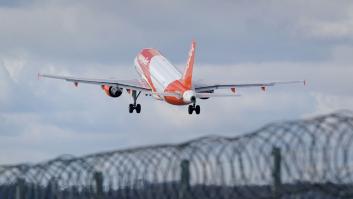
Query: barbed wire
1 110 353 199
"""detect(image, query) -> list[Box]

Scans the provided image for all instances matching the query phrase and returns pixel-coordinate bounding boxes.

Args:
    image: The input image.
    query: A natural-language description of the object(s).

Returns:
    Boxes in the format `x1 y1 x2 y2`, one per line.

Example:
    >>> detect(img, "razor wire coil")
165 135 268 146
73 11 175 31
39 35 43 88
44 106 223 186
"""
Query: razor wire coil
1 111 353 199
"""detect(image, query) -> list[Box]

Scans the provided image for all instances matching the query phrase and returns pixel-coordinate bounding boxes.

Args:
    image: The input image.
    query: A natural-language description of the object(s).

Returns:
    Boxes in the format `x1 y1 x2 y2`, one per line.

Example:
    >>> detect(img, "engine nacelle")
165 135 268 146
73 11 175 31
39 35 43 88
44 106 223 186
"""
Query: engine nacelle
199 90 214 100
102 85 122 98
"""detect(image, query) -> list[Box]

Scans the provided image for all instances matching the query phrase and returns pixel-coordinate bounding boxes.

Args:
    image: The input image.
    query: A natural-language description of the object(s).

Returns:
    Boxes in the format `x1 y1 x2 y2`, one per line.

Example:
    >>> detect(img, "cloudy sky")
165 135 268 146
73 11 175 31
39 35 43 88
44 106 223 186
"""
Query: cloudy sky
1 0 353 164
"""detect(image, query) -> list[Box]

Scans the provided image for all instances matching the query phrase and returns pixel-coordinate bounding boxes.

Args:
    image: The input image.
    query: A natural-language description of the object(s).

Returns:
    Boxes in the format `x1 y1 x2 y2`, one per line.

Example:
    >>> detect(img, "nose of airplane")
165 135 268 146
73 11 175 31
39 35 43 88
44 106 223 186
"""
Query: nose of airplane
183 90 196 104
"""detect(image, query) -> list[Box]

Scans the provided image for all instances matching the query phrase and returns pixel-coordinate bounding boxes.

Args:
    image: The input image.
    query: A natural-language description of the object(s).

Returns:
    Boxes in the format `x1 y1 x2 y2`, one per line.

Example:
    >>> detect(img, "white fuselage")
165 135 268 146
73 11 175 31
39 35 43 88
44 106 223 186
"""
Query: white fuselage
133 48 191 105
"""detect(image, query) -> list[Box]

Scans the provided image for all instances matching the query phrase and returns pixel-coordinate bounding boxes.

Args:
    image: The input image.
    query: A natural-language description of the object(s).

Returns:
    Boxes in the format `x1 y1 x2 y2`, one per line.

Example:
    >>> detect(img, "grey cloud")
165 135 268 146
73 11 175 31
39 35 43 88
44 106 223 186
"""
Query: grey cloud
0 64 16 109
0 0 33 8
0 0 352 65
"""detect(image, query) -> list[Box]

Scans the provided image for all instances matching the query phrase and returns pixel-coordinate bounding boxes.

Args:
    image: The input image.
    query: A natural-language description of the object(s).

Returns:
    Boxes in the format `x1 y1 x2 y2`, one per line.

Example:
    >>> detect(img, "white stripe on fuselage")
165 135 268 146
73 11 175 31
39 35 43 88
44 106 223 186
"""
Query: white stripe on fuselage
134 55 181 99
149 55 181 91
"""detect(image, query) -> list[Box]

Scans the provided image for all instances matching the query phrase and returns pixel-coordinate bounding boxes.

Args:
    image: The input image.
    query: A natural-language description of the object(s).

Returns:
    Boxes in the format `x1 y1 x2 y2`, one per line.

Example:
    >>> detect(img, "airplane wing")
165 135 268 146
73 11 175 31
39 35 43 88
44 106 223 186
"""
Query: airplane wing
38 73 152 92
38 73 188 98
195 93 241 98
194 80 305 93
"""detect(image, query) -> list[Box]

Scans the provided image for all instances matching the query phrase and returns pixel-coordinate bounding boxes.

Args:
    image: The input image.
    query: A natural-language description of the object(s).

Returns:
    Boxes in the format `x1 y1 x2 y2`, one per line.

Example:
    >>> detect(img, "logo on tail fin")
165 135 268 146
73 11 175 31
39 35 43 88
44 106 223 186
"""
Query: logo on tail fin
182 41 196 89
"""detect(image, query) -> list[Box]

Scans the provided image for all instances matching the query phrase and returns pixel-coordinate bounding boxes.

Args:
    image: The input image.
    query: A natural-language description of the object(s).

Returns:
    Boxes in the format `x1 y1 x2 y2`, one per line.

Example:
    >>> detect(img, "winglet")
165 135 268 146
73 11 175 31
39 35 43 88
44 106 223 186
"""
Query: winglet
182 40 196 89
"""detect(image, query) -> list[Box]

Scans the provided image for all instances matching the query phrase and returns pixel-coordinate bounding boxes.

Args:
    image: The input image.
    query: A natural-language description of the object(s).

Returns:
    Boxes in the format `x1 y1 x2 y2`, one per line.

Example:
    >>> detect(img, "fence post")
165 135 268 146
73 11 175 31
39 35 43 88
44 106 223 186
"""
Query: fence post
179 159 190 199
32 184 38 199
272 146 282 199
51 178 60 199
15 178 25 199
94 171 104 199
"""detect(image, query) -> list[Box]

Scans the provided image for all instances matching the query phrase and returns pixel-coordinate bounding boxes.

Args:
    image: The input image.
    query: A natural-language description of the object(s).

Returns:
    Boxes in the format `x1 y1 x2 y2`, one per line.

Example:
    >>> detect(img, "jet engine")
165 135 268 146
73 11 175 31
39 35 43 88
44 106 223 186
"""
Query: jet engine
102 85 122 98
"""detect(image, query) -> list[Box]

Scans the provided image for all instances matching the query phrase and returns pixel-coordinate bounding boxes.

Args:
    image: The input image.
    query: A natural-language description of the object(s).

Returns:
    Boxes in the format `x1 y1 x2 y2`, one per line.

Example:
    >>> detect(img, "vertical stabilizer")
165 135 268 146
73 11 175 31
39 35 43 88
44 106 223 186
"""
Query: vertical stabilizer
182 41 196 89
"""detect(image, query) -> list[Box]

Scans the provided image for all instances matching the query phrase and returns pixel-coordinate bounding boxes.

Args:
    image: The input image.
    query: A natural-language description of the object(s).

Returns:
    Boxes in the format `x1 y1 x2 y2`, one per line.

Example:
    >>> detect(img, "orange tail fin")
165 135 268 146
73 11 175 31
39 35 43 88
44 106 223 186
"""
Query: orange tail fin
182 41 196 89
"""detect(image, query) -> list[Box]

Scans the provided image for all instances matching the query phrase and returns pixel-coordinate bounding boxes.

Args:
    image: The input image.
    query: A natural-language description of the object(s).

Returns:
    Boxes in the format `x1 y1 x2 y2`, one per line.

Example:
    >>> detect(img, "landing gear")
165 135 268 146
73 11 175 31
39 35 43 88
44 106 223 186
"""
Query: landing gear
187 95 200 115
188 104 200 115
136 104 141 113
129 104 135 113
129 90 142 114
195 105 200 114
188 105 193 114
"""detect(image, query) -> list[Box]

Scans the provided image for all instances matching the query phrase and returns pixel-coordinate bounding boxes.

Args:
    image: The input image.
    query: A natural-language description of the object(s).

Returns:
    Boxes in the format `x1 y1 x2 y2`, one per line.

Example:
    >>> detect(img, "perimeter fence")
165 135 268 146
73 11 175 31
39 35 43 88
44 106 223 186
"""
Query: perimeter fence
1 111 353 199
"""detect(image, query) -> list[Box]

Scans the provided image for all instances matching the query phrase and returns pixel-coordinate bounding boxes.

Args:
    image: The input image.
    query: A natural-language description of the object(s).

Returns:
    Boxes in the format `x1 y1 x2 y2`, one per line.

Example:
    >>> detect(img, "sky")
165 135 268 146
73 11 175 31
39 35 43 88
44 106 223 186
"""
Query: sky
1 0 353 164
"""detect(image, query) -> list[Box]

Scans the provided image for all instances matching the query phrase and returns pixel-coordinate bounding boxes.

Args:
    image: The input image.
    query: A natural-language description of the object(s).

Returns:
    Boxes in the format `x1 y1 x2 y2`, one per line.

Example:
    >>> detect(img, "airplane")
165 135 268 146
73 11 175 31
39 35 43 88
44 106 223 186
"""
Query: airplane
39 41 305 115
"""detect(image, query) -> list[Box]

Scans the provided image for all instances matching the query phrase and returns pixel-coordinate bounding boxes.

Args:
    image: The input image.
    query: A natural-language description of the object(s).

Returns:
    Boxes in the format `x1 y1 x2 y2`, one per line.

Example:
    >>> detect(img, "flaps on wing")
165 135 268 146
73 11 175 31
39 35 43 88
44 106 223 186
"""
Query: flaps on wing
195 80 305 93
38 73 151 92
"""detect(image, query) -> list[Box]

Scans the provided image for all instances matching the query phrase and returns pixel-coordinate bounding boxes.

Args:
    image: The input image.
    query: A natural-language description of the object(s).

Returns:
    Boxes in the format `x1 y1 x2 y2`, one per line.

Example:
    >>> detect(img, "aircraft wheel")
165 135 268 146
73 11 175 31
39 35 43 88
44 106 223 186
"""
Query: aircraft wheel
129 104 134 113
188 105 194 115
195 105 200 115
136 104 141 113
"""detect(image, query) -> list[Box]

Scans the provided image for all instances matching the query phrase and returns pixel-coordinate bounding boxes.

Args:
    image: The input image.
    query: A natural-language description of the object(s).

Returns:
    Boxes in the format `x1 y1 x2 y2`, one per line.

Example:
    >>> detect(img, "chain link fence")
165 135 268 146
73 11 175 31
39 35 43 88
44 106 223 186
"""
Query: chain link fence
1 111 353 199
